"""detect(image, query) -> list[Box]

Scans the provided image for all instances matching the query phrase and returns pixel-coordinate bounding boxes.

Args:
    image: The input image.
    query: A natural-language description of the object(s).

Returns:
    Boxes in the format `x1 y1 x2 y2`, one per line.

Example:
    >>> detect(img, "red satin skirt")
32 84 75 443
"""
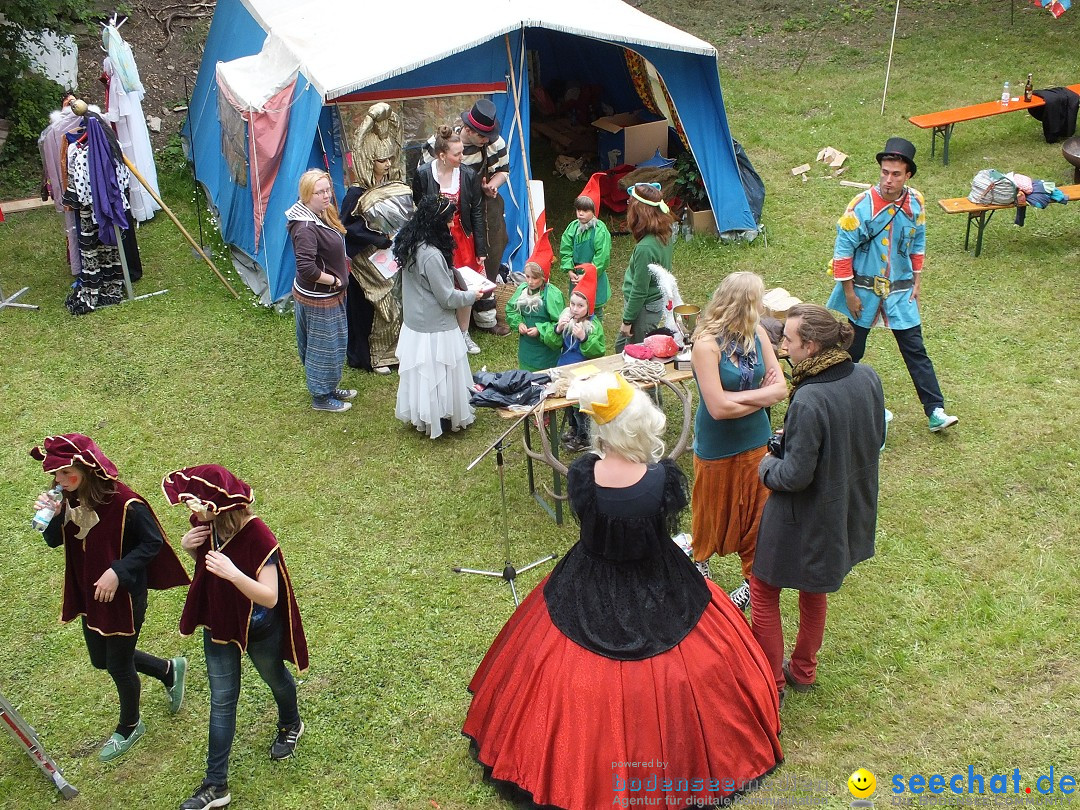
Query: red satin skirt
463 576 783 810
450 211 480 272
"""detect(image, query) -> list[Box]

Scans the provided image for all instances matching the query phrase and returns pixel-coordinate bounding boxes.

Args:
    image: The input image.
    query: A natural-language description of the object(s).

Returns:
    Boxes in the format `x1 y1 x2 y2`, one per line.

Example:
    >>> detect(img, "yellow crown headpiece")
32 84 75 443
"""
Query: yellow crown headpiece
580 374 635 425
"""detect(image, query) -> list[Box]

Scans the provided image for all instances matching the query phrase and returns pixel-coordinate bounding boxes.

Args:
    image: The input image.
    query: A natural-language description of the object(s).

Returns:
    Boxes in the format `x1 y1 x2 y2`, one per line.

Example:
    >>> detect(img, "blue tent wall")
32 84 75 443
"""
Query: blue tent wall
186 0 330 301
188 2 752 302
633 42 756 233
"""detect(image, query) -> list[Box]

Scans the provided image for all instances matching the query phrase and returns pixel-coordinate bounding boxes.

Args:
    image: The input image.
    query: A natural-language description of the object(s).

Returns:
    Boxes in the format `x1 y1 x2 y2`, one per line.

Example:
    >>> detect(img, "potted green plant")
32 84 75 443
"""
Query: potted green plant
673 152 717 236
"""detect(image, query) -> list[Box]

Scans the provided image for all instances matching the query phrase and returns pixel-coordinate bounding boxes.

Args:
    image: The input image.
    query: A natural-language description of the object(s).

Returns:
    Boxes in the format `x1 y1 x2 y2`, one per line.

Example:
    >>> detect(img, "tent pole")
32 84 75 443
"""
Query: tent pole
504 33 535 242
881 0 901 115
122 154 240 299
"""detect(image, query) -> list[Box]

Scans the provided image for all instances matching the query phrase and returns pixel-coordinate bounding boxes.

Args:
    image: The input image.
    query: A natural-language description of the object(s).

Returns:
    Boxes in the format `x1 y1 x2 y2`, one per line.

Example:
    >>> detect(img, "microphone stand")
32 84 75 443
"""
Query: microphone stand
454 396 558 606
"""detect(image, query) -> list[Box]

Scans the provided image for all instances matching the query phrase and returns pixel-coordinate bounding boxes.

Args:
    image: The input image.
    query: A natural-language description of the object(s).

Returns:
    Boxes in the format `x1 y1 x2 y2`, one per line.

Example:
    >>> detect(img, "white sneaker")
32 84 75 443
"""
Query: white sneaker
463 332 481 355
928 407 958 433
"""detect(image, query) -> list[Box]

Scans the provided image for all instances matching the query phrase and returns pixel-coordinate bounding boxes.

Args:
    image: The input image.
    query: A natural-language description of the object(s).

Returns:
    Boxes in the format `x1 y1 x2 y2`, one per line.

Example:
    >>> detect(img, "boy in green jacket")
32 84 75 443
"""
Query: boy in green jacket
559 195 612 317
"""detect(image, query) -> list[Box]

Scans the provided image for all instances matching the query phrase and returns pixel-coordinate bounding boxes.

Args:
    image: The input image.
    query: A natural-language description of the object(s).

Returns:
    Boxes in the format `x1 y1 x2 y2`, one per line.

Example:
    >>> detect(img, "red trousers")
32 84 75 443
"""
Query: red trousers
750 577 828 694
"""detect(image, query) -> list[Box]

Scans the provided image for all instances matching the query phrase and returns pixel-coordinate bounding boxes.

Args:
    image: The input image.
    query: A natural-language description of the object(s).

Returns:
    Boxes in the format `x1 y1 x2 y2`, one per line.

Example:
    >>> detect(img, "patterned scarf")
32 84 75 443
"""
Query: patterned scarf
788 347 850 401
720 337 758 391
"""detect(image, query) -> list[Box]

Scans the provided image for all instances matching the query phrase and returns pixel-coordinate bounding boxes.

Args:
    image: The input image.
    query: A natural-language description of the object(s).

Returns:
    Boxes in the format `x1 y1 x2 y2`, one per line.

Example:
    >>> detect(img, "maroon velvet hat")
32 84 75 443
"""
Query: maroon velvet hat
30 434 119 480
161 465 254 514
461 98 500 140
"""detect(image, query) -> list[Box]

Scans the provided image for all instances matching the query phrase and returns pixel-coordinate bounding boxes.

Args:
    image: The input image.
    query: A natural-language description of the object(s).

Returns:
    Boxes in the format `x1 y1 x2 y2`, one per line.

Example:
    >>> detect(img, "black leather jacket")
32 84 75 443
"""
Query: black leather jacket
411 160 488 259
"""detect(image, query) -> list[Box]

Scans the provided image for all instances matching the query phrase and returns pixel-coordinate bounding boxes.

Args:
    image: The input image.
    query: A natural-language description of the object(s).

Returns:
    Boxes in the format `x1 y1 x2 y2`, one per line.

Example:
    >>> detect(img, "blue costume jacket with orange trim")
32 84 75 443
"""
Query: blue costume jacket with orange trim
826 185 925 330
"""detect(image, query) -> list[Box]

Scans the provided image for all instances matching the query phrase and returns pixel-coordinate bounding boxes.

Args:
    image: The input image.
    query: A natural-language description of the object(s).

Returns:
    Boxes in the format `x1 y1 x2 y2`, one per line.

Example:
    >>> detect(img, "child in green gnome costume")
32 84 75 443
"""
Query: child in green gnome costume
506 260 565 371
559 194 612 318
556 263 607 451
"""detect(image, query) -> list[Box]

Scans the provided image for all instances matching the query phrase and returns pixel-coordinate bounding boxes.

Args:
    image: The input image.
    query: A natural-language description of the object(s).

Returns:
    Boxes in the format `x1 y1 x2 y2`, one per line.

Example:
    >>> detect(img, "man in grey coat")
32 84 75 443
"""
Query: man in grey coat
749 304 885 704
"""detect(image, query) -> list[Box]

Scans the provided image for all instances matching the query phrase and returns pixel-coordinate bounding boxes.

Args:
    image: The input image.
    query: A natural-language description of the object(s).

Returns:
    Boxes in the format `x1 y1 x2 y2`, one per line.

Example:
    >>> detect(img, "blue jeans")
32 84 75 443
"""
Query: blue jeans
202 620 300 784
848 322 944 416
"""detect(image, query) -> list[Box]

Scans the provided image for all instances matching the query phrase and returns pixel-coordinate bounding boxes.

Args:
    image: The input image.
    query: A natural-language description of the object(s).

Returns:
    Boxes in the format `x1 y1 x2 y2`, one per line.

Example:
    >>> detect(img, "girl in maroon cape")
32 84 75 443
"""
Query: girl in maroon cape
462 373 782 810
31 434 190 762
161 465 308 810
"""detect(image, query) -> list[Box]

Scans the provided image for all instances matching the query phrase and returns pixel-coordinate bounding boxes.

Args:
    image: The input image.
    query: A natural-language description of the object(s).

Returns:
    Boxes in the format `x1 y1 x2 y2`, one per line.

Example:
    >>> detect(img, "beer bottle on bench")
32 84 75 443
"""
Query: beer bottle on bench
1024 74 1033 103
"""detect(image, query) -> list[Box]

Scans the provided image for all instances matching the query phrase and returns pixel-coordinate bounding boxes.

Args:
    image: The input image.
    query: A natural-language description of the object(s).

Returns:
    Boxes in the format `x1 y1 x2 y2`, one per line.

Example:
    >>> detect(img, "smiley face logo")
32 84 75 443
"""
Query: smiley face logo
848 768 877 799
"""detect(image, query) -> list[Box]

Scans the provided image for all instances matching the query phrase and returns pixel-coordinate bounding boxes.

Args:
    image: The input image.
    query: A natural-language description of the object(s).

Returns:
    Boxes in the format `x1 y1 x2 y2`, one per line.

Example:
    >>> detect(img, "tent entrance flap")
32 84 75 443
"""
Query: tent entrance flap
216 36 301 249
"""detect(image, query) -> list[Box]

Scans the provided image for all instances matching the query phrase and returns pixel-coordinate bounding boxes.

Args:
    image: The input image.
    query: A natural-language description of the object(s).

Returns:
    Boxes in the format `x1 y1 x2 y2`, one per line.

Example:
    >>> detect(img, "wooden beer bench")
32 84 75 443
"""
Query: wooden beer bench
909 83 1080 166
937 183 1080 257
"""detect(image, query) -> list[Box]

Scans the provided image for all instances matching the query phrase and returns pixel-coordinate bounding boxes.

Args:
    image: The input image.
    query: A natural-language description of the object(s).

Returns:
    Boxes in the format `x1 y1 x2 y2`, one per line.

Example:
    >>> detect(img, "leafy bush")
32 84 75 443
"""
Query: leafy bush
5 72 67 151
673 151 710 212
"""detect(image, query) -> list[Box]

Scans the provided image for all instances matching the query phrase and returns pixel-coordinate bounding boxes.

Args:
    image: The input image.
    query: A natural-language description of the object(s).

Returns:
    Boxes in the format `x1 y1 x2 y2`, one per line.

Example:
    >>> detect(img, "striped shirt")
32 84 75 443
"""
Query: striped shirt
422 127 509 179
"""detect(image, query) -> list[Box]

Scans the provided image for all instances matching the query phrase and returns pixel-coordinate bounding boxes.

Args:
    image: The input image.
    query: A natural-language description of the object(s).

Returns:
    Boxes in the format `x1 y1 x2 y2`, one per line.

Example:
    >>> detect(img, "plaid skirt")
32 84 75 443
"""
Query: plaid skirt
295 297 347 400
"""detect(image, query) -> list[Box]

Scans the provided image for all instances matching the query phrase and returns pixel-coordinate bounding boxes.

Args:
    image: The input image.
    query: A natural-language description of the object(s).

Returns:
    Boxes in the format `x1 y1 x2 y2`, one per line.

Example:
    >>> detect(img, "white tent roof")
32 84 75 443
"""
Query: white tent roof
238 0 717 100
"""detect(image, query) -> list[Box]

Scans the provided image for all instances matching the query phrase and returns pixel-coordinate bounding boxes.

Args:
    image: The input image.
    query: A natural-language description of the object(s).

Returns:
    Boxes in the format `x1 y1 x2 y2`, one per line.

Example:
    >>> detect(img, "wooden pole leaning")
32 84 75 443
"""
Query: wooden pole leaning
120 154 240 299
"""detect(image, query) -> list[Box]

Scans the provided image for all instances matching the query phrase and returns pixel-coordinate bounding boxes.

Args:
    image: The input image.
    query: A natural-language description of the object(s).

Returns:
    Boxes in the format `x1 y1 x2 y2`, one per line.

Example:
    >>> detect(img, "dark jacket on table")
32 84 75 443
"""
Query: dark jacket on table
1030 87 1079 143
411 161 487 259
752 360 884 593
285 201 349 306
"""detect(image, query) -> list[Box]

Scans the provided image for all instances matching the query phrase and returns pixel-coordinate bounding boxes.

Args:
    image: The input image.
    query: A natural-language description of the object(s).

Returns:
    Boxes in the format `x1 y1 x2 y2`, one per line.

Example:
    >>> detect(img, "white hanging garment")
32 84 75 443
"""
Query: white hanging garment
102 26 160 222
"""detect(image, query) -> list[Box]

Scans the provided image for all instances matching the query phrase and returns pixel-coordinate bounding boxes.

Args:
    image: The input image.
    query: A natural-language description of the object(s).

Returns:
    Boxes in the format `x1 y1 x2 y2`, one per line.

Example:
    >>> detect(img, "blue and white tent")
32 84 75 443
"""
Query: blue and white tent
187 0 756 303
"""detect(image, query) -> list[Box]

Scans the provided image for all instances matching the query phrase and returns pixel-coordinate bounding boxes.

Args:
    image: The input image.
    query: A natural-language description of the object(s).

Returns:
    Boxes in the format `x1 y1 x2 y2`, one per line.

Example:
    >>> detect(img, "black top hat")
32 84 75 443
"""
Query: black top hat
876 137 917 177
461 98 500 140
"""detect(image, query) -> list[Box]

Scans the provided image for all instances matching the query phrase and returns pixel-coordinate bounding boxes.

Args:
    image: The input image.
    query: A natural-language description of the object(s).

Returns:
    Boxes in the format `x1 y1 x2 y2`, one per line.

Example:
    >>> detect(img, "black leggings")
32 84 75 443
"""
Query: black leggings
81 594 171 732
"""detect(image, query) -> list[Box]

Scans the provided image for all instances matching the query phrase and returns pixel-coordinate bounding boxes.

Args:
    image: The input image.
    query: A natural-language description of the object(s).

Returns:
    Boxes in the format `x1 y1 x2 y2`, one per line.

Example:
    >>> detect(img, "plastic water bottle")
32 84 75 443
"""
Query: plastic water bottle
32 484 63 532
1001 81 1010 106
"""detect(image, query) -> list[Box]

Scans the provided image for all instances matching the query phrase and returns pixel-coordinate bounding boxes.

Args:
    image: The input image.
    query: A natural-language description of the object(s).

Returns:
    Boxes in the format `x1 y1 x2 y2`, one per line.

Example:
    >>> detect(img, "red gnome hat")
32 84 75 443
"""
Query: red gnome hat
573 263 598 315
527 227 555 281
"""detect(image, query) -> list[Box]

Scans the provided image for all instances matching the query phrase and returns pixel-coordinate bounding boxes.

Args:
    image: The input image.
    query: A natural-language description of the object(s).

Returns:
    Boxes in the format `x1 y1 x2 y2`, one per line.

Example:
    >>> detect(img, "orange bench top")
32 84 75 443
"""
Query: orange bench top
939 183 1080 214
911 83 1080 129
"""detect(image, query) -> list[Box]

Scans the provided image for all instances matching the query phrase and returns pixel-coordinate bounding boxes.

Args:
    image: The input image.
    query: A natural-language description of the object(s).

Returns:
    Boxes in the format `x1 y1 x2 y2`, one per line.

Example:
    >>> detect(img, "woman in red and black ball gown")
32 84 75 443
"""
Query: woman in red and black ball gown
463 373 783 810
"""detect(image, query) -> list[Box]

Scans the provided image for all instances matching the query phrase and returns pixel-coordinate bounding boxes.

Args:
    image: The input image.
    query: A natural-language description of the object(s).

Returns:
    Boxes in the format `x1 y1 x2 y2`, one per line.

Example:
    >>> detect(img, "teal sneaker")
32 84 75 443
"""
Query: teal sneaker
928 407 958 433
167 656 188 714
99 719 145 761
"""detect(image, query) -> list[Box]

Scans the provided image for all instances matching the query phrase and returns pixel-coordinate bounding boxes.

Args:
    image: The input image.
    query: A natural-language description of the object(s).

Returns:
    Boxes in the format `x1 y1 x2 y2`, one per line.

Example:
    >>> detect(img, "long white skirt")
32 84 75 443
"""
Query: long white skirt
395 324 476 439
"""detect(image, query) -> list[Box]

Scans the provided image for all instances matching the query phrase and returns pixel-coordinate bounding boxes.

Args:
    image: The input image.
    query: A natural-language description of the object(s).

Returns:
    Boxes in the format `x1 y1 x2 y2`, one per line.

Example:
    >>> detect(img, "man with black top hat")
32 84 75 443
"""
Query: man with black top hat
423 99 511 297
826 137 958 433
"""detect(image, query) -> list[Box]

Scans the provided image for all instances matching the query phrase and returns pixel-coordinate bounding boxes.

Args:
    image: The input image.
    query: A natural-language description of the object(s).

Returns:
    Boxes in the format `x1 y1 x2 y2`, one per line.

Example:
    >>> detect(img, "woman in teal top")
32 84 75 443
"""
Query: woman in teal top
689 273 787 610
616 183 675 353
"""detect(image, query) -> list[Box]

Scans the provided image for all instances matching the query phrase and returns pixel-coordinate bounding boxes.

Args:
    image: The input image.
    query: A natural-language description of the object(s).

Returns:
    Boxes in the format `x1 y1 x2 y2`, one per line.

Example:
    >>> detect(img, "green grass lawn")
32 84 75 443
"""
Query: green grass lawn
2 2 1079 808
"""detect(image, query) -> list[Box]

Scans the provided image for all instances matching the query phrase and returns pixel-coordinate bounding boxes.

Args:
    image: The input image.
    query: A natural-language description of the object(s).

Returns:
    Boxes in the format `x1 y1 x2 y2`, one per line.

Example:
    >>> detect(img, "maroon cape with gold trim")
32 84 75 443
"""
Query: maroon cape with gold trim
179 516 308 673
60 482 190 635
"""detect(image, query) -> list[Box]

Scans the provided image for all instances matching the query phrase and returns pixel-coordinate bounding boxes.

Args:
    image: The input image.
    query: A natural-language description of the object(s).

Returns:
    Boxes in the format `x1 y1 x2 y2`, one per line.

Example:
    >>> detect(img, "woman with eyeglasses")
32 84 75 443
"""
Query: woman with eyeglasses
285 169 356 413
616 183 676 353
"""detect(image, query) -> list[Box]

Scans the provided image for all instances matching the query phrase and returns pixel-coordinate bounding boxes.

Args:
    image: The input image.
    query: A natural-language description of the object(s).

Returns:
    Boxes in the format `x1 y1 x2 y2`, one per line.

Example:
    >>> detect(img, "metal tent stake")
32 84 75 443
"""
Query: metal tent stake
0 281 39 311
0 691 78 799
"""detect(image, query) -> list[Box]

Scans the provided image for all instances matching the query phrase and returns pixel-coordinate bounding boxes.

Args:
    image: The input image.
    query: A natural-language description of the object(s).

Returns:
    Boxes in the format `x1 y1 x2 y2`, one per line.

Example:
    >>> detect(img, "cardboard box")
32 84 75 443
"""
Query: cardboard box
689 208 718 238
592 112 669 169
